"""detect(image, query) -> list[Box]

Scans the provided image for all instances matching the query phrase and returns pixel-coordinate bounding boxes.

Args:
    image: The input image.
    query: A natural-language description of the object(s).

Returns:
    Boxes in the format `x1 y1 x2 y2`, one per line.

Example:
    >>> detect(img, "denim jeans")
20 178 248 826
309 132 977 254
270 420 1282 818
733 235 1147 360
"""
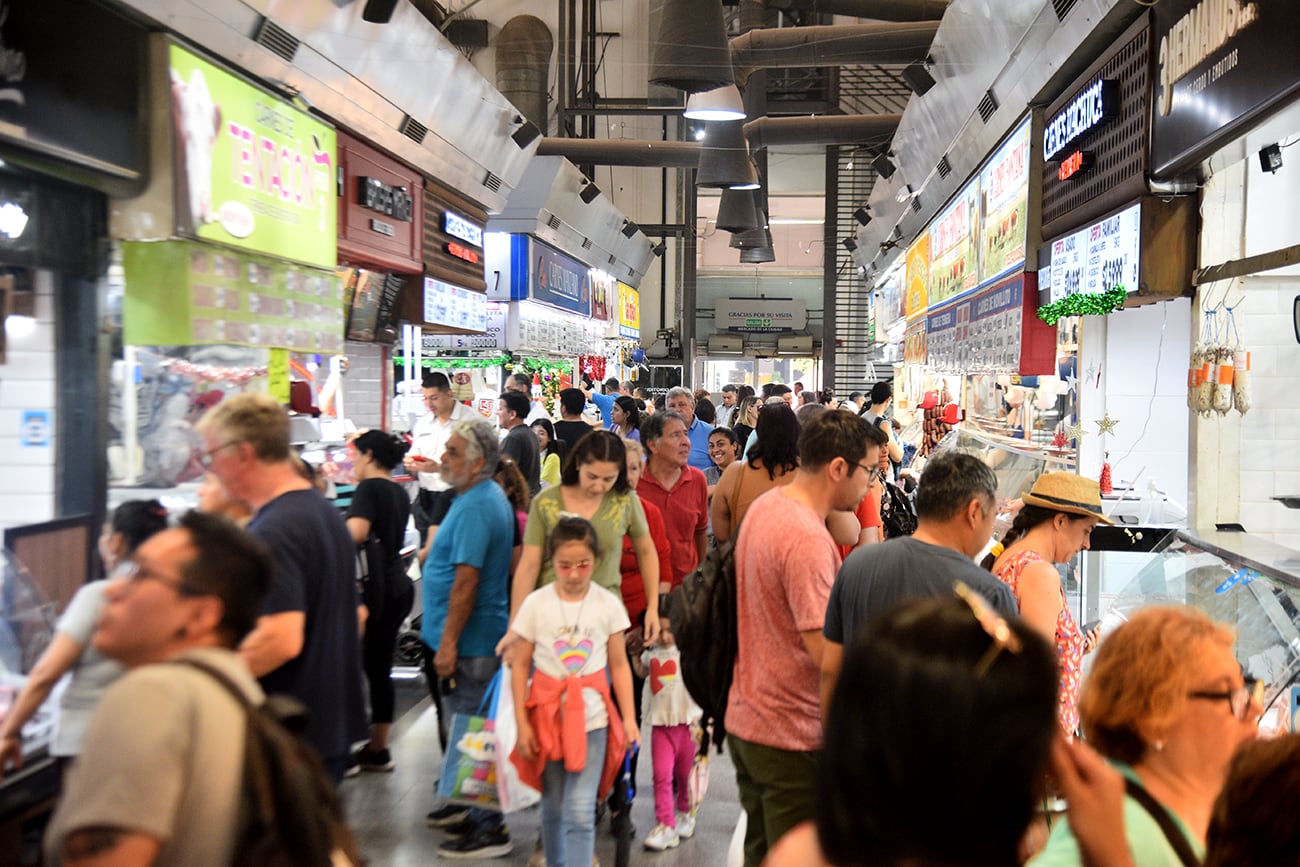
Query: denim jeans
432 654 504 832
541 727 607 867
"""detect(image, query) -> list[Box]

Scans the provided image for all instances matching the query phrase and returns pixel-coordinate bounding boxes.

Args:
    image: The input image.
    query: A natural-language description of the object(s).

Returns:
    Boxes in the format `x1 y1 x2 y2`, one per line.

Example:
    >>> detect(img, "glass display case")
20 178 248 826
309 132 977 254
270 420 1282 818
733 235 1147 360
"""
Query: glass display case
930 426 1075 502
0 547 59 823
1074 528 1300 733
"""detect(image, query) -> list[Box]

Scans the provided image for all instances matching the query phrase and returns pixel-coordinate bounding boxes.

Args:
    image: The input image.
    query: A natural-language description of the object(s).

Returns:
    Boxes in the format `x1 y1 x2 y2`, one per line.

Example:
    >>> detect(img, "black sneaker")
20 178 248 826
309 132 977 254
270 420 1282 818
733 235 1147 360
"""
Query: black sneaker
440 817 477 839
353 745 394 772
426 804 471 828
342 756 360 779
436 825 512 860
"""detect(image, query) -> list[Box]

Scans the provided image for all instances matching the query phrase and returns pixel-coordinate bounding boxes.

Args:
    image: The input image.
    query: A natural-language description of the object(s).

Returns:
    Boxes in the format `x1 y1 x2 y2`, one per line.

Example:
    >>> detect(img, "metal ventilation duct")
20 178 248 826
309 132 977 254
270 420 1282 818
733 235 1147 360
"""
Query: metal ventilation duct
743 115 902 152
535 139 702 168
497 15 553 133
489 156 655 286
110 0 534 213
763 0 951 21
730 22 940 73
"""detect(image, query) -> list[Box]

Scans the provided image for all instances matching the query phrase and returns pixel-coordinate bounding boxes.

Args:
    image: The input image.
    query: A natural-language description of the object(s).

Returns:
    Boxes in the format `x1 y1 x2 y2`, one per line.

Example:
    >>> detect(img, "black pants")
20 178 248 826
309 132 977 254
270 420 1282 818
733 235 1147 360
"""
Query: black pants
413 488 456 551
362 580 413 725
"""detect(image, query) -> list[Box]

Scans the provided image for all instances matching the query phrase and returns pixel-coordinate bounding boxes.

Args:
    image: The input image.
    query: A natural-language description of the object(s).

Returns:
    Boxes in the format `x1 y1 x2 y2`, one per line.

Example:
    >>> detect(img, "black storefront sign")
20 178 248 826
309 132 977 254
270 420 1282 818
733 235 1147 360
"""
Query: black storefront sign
1151 0 1300 179
0 0 145 186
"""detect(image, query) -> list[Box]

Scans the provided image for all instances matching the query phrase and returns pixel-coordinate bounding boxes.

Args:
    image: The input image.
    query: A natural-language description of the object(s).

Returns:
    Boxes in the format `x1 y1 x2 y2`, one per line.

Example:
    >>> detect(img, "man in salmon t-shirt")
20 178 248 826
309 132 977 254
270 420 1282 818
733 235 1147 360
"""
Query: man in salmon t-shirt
726 411 884 867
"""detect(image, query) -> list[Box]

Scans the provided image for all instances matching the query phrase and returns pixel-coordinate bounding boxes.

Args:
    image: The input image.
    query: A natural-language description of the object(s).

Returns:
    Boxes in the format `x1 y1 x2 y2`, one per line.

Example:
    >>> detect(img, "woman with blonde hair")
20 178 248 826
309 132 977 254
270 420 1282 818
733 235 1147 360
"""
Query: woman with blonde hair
1035 606 1262 866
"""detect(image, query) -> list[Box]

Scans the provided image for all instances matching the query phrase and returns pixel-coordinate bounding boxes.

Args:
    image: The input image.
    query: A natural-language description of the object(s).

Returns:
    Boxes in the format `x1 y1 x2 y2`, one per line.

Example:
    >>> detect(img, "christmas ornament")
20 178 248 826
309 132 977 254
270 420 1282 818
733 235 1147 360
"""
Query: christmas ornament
1065 373 1078 393
1099 459 1113 495
1036 286 1127 326
1095 413 1119 436
1051 430 1069 449
1066 421 1087 440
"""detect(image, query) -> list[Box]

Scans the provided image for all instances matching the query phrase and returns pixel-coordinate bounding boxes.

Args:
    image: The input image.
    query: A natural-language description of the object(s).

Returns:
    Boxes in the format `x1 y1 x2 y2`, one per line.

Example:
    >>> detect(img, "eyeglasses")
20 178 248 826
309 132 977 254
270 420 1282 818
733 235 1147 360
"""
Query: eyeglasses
1188 679 1265 721
954 580 1022 678
112 560 199 596
852 461 884 483
198 441 239 468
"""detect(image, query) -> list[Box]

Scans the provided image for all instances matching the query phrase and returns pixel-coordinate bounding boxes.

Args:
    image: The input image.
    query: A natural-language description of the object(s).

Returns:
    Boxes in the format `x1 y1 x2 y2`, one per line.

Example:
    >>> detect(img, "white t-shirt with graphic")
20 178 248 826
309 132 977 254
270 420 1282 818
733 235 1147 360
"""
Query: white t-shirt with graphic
513 582 630 731
642 644 700 728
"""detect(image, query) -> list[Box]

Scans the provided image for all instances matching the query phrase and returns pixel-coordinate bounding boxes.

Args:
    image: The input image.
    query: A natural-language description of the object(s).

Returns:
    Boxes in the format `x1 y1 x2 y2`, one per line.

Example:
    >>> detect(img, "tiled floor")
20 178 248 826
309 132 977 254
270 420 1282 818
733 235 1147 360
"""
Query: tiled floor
342 675 744 867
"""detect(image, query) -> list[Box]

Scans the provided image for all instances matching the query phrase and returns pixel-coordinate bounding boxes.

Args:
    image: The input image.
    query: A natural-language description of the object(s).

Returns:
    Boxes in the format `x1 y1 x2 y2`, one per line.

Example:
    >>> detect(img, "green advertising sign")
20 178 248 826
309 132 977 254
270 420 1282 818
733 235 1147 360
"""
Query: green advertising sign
168 43 337 268
123 240 345 353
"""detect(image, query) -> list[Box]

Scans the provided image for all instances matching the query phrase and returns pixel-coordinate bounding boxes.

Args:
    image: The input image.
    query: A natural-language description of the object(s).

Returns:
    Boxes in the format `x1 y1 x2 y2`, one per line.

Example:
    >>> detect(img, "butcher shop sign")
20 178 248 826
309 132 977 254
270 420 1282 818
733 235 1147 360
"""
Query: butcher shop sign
168 42 337 269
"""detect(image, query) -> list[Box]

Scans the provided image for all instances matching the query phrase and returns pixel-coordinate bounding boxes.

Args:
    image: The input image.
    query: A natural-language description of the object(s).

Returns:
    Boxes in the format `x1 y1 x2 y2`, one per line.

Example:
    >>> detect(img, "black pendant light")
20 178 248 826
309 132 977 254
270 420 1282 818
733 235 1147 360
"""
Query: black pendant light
649 0 734 94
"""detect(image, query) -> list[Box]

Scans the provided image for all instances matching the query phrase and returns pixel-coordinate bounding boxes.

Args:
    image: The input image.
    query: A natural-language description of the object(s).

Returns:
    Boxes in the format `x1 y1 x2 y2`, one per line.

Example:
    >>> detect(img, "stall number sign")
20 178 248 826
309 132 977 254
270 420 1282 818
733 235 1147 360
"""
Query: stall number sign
444 211 483 248
1044 78 1118 161
358 176 413 221
1049 203 1141 304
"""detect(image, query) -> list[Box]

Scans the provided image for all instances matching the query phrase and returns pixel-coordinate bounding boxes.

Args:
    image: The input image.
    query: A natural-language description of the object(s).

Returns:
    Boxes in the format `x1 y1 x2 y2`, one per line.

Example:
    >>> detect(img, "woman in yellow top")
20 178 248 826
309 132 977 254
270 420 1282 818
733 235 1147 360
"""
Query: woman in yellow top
531 418 564 488
505 430 661 647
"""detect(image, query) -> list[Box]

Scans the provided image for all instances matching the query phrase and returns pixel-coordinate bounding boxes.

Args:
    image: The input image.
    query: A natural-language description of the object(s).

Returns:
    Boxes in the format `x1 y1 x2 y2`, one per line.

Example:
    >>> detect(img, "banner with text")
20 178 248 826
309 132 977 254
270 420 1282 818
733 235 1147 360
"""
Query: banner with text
168 43 337 268
927 179 981 306
618 282 641 338
979 118 1031 284
904 234 930 320
715 297 808 333
531 240 592 317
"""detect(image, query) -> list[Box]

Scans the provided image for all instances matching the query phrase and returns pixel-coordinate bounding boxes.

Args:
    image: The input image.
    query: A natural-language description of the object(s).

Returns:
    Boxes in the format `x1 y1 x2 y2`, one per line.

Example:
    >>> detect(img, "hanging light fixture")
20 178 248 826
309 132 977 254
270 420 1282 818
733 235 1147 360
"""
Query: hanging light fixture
684 84 745 122
697 121 760 190
715 187 761 232
649 0 734 94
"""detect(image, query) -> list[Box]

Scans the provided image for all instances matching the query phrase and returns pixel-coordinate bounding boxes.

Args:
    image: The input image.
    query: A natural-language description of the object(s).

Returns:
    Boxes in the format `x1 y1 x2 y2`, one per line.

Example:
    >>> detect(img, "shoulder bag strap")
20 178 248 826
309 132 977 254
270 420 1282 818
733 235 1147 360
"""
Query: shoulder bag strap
171 657 255 710
1122 778 1202 867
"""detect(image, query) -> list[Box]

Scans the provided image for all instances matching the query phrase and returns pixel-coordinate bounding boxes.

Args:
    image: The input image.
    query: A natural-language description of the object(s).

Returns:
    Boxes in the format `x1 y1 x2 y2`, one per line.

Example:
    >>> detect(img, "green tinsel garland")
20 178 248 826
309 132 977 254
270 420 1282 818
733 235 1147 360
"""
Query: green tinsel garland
1036 286 1127 326
419 355 510 369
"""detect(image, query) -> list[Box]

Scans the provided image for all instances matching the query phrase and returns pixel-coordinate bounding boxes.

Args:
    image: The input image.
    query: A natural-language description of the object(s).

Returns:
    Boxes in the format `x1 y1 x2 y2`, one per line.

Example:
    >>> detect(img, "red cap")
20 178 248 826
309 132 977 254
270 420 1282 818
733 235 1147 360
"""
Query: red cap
919 391 940 410
940 402 963 425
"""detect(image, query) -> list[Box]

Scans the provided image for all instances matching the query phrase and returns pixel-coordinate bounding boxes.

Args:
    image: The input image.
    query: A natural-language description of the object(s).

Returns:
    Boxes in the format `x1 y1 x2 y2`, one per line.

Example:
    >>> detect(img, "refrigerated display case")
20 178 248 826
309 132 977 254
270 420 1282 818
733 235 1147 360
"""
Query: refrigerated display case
930 426 1074 502
1076 528 1300 733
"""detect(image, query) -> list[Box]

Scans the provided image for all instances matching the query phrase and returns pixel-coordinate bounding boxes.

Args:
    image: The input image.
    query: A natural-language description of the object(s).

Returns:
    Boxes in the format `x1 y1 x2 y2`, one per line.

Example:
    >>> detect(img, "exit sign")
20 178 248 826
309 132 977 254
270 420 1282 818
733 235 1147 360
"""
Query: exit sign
1058 149 1095 182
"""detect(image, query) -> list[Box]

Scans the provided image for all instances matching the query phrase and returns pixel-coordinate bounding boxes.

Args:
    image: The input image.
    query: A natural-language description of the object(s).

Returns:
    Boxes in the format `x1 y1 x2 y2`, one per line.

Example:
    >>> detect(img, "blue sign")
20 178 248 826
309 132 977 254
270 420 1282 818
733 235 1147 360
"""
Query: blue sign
21 410 51 447
531 240 591 317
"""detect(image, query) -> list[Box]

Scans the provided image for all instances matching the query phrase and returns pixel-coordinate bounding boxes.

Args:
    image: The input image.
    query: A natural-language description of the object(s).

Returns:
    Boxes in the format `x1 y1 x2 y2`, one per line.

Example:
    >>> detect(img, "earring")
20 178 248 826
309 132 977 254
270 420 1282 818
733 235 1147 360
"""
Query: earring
1153 739 1165 752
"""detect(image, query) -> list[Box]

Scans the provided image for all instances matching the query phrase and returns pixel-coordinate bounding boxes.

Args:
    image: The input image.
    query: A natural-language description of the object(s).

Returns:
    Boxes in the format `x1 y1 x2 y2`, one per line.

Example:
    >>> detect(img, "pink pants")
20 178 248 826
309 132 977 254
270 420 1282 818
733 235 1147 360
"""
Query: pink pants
651 723 694 826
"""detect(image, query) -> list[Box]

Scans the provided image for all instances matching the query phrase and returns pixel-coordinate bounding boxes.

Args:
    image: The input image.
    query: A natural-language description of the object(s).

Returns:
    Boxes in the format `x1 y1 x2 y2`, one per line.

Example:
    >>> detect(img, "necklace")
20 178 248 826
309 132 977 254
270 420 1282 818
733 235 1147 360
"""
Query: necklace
554 583 590 635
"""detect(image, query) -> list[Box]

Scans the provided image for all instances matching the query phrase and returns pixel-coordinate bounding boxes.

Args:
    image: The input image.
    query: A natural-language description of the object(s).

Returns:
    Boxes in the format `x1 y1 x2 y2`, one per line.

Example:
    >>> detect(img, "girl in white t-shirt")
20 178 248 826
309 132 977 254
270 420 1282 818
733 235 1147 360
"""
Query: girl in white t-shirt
510 516 640 867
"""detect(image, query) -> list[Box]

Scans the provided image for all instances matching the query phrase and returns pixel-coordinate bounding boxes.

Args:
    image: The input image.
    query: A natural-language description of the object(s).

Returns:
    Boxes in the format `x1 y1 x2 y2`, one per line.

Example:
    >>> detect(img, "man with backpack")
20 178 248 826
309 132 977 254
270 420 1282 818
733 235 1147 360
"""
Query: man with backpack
45 512 275 866
726 411 884 867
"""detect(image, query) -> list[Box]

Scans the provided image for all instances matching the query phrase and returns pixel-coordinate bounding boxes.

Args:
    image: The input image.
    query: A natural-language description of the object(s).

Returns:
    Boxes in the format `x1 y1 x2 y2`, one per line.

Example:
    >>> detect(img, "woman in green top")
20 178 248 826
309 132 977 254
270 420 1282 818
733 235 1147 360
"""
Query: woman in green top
509 430 661 646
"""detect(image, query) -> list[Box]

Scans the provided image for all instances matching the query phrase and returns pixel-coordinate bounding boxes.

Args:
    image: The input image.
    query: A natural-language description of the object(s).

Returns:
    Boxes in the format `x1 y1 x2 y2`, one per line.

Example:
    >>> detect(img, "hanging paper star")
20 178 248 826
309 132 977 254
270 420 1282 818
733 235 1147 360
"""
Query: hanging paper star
1084 361 1099 385
1096 413 1119 436
1067 421 1087 440
1052 430 1069 449
1065 373 1078 393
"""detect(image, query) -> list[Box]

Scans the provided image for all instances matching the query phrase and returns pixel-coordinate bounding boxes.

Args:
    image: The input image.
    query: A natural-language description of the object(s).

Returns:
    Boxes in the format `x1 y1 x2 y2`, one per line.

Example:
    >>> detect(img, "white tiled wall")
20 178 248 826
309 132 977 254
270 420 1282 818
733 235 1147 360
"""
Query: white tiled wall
343 340 388 431
0 271 57 529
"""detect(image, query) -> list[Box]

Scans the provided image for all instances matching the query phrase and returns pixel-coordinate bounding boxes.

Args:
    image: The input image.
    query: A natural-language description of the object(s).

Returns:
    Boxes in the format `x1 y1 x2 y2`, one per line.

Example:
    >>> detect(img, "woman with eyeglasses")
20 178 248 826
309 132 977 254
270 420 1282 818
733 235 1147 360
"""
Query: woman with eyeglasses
0 500 168 779
1034 605 1262 867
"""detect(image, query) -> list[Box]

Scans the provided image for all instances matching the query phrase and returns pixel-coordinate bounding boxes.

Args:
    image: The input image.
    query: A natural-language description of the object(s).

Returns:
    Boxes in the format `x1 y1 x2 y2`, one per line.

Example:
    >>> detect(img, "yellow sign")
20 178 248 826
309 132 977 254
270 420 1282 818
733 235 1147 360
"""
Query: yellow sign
904 234 930 319
267 349 290 404
617 282 640 338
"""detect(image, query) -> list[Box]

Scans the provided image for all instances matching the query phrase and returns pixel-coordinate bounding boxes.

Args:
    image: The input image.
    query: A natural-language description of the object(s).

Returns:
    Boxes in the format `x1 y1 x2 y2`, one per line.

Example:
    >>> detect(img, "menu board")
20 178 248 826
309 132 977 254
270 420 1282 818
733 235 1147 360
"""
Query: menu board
963 277 1025 373
904 234 930 319
925 302 962 373
123 240 344 352
589 269 615 321
423 301 506 350
1048 203 1141 303
423 277 489 332
979 119 1030 283
928 179 981 306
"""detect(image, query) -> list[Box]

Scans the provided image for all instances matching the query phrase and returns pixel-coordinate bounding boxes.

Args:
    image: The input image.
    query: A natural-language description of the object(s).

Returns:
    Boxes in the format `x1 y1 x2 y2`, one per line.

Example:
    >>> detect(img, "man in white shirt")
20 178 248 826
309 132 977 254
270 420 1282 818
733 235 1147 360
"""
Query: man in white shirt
407 372 479 559
506 372 548 425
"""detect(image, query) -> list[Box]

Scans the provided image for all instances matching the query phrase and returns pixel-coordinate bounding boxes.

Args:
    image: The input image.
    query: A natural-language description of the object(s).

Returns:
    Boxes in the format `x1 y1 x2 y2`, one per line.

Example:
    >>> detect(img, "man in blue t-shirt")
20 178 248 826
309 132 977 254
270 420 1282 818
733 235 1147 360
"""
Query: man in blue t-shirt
666 386 715 471
421 416 518 859
583 376 623 430
197 393 367 783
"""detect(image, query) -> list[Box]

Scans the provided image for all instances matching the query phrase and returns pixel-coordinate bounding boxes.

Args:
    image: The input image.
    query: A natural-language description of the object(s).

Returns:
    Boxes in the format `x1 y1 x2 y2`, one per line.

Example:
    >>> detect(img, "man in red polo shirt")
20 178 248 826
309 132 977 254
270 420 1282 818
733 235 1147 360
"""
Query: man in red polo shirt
637 410 708 589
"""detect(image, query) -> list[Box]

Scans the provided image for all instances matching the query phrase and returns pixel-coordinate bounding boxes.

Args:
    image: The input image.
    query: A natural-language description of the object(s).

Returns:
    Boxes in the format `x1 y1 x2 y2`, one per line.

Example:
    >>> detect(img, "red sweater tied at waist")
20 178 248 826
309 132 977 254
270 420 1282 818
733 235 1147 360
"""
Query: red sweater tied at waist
510 668 628 800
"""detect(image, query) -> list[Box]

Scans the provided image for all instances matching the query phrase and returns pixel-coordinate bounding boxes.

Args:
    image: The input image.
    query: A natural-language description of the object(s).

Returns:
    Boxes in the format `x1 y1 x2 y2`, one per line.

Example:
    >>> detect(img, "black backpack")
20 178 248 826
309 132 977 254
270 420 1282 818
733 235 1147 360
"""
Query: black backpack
879 481 918 539
176 659 362 867
669 536 738 755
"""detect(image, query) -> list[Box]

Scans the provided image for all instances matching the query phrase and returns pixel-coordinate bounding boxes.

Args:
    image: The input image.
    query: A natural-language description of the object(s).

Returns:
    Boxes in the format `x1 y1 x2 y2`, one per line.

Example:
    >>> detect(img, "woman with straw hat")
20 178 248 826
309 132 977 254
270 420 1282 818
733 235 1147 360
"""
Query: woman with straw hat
985 471 1113 737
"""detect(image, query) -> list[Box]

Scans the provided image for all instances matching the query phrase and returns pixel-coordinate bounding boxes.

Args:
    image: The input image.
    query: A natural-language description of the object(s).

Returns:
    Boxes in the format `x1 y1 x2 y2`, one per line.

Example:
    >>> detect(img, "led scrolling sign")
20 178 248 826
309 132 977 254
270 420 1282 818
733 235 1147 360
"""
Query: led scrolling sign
1043 77 1119 184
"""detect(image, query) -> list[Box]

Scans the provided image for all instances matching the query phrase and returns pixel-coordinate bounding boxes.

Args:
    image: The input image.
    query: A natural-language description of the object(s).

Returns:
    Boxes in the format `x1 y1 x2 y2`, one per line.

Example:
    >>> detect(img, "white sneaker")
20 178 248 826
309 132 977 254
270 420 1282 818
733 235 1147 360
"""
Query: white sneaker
643 823 681 851
676 810 697 839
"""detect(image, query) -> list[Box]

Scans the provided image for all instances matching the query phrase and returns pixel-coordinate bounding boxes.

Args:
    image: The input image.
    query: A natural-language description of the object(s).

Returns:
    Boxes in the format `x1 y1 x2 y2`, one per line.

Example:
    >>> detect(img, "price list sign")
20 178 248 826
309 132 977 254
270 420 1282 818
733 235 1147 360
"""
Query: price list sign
1049 203 1140 302
962 277 1025 373
925 303 961 373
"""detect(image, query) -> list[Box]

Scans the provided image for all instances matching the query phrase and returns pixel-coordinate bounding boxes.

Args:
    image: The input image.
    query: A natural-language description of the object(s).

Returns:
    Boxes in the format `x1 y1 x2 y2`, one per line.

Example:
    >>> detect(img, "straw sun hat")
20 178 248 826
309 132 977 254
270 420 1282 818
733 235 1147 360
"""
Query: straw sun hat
1021 472 1114 524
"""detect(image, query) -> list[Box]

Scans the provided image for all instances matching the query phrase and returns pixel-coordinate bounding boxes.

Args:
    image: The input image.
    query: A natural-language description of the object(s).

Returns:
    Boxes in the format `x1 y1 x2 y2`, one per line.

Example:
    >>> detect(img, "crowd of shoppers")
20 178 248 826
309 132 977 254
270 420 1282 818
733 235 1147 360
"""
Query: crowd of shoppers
6 373 1295 867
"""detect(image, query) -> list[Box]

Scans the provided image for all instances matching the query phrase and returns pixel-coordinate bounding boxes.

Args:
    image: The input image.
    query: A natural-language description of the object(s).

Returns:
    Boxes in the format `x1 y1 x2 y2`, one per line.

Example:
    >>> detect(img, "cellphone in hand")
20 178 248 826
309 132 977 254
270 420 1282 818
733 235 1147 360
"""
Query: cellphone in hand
1082 619 1101 633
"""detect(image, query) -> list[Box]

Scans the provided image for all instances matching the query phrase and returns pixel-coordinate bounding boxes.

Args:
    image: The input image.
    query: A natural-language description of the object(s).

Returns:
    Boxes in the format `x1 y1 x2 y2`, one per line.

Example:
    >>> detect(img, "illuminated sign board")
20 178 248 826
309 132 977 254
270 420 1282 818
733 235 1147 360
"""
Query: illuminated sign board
446 242 480 264
1048 203 1141 303
1057 150 1096 181
443 210 484 247
1043 78 1118 161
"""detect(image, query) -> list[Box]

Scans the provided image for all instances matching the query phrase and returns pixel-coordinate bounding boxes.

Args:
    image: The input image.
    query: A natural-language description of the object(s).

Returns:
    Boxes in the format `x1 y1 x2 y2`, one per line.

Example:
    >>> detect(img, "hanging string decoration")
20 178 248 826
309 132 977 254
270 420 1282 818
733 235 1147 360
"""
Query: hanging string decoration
157 357 268 385
578 355 607 383
508 356 574 415
1036 286 1127 326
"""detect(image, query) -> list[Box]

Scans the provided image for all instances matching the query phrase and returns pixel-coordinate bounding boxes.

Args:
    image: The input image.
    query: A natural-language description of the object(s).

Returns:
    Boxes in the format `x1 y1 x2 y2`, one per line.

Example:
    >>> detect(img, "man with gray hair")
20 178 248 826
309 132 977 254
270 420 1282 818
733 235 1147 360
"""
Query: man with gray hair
421 417 518 858
665 385 714 471
819 450 1017 711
